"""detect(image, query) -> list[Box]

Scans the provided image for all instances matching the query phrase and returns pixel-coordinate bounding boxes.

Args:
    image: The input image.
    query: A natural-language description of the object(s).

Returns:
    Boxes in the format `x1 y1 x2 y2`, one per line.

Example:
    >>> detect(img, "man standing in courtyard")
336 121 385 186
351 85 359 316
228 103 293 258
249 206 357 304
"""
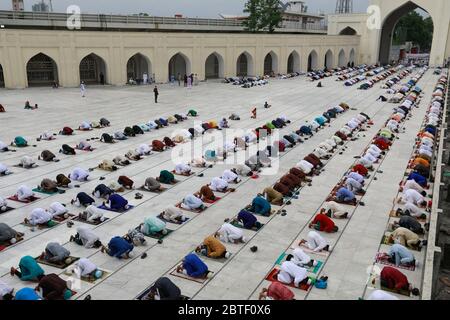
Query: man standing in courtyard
154 86 159 103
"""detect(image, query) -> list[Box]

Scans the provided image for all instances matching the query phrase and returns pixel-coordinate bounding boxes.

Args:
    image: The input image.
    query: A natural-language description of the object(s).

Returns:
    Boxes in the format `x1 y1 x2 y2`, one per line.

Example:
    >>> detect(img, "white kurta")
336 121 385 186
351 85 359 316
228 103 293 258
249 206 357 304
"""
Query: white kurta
402 189 424 205
278 261 308 287
306 231 328 252
74 258 97 277
367 290 399 300
49 202 68 216
292 248 311 266
16 185 34 201
29 208 52 225
0 280 13 299
77 227 100 248
137 144 151 156
85 205 105 222
175 163 191 174
221 170 239 183
210 177 228 191
217 223 243 243
70 168 89 181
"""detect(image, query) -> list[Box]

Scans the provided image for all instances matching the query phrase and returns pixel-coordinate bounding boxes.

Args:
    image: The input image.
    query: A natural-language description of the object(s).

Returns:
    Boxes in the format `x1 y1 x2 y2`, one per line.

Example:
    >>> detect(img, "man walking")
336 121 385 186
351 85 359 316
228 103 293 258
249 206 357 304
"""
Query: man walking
153 86 159 103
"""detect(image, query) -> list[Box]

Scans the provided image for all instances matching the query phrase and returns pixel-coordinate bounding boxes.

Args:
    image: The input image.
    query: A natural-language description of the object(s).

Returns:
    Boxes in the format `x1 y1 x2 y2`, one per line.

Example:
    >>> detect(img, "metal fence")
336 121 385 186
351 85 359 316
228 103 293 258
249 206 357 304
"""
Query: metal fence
0 10 327 32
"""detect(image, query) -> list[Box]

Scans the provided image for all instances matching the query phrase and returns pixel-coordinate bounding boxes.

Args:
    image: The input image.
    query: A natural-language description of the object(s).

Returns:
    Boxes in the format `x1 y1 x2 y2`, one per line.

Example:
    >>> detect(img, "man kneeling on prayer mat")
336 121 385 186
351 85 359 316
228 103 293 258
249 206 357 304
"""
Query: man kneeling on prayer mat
98 159 118 171
209 177 230 192
140 216 168 236
78 205 106 223
289 248 318 268
16 185 35 201
69 167 89 182
177 253 209 279
70 226 102 248
93 184 113 199
124 228 146 246
157 170 177 184
143 177 165 192
261 187 284 206
56 174 71 187
0 196 9 212
145 277 182 300
161 206 188 223
277 258 312 288
39 178 58 193
0 223 24 245
309 213 339 233
175 163 192 176
221 169 241 184
321 201 349 219
190 157 207 168
196 185 218 203
387 244 416 267
71 258 103 282
113 155 130 166
333 187 357 205
77 140 93 151
79 121 92 131
0 163 11 176
299 231 330 252
389 226 426 249
196 235 232 259
10 256 44 281
101 236 134 259
180 194 206 211
0 280 14 300
24 208 56 227
103 194 130 211
71 192 95 207
215 222 247 244
40 242 71 265
48 203 68 218
393 215 424 235
250 196 272 216
20 156 36 168
259 282 295 300
152 140 166 152
236 210 262 230
379 266 420 296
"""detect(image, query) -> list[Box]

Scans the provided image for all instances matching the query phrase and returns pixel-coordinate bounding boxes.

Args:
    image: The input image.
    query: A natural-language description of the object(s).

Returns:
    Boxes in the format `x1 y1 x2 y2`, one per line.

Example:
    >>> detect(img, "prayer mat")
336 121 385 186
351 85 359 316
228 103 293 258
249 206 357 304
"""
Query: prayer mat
265 268 313 291
176 203 206 213
72 215 109 225
138 186 167 194
230 220 264 231
32 187 66 195
380 284 411 297
0 237 24 252
75 128 93 131
74 147 95 152
171 170 194 177
0 206 15 215
52 213 76 223
193 251 230 264
97 204 134 213
8 195 40 203
169 268 211 284
203 197 222 204
79 270 110 284
156 213 189 225
375 253 416 271
136 285 189 300
214 188 236 194
291 244 331 257
13 164 39 169
139 227 174 240
36 256 79 269
275 252 323 274
21 220 59 229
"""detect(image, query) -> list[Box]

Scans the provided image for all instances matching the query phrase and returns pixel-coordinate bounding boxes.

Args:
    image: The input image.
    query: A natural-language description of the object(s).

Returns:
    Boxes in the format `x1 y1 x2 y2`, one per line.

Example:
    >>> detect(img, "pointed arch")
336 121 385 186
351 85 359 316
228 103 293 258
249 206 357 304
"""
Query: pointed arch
339 26 357 35
287 50 301 73
168 52 192 81
205 52 225 79
127 53 152 84
307 50 319 71
236 51 254 77
338 49 347 67
263 51 279 76
79 53 107 84
324 49 334 69
349 48 356 64
26 52 59 87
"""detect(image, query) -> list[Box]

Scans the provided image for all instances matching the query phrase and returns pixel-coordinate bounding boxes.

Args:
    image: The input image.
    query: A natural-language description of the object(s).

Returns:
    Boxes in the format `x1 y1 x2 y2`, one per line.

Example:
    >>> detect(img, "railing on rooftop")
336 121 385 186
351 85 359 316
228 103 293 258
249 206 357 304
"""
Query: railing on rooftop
0 10 328 32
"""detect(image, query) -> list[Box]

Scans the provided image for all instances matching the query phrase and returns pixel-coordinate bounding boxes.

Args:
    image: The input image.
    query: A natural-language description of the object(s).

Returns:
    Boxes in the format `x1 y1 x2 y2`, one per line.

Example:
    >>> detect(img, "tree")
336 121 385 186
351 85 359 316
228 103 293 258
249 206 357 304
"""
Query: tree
392 11 434 52
243 0 260 32
243 0 282 33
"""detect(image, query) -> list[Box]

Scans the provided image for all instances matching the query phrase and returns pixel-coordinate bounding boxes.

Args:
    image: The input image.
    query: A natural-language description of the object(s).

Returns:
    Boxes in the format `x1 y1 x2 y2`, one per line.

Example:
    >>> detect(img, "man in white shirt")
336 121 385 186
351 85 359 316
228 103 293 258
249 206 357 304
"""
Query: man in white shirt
69 168 89 181
48 202 68 217
0 163 11 175
398 189 427 206
137 144 152 156
221 169 241 184
161 206 188 223
24 208 52 226
215 222 246 244
299 231 330 252
288 248 317 268
0 280 14 300
277 259 311 288
15 185 34 201
175 163 191 175
209 177 228 192
20 156 35 168
322 201 349 219
367 290 398 300
70 226 102 248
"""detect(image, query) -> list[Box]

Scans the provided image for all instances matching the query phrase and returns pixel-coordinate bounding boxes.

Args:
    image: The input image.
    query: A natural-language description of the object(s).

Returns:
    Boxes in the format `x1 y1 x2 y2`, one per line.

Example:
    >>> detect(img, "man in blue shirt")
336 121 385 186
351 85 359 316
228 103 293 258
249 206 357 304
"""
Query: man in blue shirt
101 236 133 259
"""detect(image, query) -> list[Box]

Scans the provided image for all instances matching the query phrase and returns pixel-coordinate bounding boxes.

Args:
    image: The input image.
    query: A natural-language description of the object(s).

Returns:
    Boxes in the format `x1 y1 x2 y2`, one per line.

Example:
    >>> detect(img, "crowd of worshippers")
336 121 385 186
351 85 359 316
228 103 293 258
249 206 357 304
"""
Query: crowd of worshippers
363 71 447 300
337 64 377 82
343 65 389 86
358 65 412 90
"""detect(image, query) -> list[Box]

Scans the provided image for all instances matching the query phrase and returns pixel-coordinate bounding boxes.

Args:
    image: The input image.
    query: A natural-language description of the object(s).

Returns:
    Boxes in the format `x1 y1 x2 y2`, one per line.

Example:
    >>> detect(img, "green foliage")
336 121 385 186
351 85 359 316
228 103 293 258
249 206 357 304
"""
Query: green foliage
392 11 434 51
243 0 282 33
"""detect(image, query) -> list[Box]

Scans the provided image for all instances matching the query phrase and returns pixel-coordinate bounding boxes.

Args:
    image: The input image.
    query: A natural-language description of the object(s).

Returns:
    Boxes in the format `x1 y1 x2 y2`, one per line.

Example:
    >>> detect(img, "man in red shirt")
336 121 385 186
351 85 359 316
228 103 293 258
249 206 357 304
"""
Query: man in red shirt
309 213 338 233
152 140 166 152
259 282 295 300
380 266 420 296
353 164 369 177
374 137 390 150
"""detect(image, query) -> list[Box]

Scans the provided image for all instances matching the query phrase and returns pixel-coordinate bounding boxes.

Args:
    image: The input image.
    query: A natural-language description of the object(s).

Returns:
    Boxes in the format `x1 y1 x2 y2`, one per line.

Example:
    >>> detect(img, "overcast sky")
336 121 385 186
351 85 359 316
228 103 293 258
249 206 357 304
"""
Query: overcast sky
1 0 371 17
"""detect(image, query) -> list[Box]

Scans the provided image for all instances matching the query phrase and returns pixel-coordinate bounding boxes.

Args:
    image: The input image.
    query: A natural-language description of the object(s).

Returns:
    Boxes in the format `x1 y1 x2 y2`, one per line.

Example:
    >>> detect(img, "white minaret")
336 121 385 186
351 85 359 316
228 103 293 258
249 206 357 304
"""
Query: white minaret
12 0 24 11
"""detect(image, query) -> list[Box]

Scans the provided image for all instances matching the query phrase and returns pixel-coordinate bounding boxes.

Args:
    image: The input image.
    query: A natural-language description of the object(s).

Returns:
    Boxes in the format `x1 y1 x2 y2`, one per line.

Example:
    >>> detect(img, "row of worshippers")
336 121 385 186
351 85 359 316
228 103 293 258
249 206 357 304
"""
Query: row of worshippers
358 65 406 90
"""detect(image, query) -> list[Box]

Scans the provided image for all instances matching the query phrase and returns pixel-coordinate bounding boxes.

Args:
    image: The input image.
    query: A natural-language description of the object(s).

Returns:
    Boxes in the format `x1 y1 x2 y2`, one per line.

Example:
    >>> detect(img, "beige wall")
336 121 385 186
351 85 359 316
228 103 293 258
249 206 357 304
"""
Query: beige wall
0 29 359 88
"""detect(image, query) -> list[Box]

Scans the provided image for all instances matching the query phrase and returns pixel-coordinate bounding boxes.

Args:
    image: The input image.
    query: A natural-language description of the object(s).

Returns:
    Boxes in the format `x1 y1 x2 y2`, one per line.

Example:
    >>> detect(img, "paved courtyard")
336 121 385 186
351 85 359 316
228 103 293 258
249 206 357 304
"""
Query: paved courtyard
0 69 441 300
